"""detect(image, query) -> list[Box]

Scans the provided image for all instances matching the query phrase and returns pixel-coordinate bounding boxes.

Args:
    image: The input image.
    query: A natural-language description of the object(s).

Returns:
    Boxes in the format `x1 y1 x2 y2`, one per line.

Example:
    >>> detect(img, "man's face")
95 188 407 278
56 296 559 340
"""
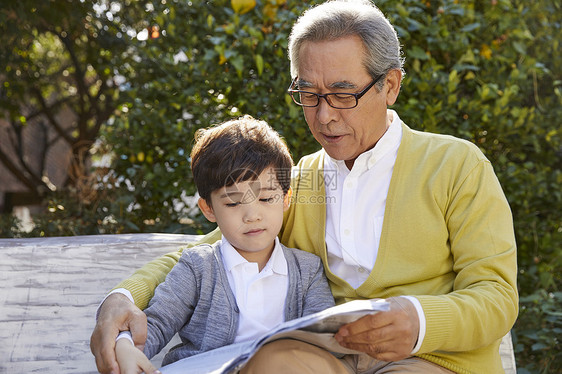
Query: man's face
296 35 399 169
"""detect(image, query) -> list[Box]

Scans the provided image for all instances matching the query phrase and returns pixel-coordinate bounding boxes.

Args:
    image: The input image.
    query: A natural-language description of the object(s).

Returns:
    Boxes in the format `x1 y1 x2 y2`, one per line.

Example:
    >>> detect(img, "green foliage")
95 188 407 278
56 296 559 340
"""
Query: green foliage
0 174 213 237
1 0 560 371
514 290 562 373
0 0 130 196
382 2 562 369
0 214 24 238
101 0 318 232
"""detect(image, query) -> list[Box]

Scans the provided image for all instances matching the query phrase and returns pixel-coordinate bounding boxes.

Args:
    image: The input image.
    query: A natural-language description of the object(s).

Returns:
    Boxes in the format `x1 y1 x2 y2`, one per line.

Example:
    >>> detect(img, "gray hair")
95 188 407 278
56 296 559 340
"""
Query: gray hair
288 0 405 87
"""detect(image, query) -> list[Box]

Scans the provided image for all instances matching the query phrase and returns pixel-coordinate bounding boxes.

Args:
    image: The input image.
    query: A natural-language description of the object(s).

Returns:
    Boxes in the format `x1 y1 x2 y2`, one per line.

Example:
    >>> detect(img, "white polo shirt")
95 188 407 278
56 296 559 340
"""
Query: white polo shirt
220 237 288 343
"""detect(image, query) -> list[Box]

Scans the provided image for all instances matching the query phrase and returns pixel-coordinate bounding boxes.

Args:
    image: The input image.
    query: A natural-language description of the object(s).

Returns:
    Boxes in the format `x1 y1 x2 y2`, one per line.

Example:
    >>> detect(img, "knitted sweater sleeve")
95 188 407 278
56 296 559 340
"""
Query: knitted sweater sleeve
113 228 222 310
416 157 518 354
301 254 336 316
142 250 200 359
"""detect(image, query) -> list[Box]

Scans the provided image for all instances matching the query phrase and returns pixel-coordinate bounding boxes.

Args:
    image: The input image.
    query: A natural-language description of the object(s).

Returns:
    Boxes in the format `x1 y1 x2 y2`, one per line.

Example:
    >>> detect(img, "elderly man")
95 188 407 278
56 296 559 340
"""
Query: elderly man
91 1 518 373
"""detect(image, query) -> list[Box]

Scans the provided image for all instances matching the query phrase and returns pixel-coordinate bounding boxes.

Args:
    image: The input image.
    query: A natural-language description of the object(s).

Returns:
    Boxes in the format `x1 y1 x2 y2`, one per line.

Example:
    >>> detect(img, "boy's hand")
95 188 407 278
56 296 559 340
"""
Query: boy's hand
115 339 160 374
90 293 148 373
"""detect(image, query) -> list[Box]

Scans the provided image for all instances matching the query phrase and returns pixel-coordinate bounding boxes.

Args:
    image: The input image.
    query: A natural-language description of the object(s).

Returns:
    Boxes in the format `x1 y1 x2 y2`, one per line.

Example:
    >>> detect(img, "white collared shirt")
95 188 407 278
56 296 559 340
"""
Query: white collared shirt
324 110 425 354
325 110 402 287
220 237 288 343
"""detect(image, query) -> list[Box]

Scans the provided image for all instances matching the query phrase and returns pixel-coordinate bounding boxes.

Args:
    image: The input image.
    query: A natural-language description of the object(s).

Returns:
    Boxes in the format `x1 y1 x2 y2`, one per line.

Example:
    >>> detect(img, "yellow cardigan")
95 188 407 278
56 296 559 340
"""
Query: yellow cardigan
117 123 518 374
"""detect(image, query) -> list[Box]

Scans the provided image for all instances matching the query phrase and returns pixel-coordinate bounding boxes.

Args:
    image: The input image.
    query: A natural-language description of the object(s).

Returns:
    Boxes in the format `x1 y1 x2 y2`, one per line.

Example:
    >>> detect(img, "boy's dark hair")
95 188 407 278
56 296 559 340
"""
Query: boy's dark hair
190 115 293 203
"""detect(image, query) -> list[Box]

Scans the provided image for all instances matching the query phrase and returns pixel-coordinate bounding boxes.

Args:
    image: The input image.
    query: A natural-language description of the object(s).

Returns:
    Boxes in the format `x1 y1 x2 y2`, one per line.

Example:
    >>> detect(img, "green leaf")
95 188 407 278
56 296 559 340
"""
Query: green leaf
512 41 527 54
531 342 548 351
408 46 428 60
255 54 264 76
229 55 244 77
460 23 480 32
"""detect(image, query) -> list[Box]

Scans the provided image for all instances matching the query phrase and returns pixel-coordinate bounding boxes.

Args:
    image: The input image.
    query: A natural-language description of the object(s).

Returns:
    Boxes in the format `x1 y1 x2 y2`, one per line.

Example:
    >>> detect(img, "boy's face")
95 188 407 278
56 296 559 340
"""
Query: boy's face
198 166 291 263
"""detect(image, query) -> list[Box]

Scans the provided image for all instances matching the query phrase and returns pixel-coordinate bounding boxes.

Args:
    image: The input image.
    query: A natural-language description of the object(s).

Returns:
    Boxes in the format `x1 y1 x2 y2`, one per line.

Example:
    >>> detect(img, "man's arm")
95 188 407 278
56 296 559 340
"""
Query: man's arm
337 158 518 360
413 159 518 353
91 228 222 373
113 251 183 310
116 228 223 310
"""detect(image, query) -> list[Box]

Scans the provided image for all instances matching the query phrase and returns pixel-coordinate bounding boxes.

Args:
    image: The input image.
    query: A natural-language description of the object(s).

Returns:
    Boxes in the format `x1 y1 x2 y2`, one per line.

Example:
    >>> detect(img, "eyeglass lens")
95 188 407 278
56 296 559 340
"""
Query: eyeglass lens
292 91 358 109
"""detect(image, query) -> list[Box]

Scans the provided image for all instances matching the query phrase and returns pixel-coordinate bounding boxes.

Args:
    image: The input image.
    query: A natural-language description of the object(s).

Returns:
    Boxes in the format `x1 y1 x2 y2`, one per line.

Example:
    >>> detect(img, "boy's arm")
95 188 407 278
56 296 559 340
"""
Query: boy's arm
115 337 160 374
142 251 200 359
302 257 336 315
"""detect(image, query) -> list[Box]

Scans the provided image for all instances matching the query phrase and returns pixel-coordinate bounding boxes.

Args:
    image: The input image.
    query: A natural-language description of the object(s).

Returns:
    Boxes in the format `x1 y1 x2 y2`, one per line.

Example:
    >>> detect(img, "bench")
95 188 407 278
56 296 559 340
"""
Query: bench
0 233 516 373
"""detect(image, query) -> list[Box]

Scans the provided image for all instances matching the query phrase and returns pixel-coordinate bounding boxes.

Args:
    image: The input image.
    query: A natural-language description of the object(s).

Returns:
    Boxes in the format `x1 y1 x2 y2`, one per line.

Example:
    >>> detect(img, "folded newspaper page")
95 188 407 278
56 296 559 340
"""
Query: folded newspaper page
160 299 390 374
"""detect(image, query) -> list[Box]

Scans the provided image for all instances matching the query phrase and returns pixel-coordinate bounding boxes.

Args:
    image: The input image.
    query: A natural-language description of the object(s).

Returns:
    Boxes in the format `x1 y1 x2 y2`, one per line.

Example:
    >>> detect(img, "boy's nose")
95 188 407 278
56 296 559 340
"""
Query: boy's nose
243 204 261 223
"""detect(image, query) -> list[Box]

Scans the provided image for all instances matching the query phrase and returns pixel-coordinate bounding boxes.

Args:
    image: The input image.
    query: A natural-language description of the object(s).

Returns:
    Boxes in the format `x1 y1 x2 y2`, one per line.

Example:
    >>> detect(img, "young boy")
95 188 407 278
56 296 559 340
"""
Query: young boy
114 115 335 373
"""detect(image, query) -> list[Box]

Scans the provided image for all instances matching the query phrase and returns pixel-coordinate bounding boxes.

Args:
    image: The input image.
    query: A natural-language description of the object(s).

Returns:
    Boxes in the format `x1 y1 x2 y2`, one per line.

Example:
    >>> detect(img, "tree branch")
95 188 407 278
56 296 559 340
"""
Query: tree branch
37 120 49 177
25 94 74 123
57 32 91 137
0 146 41 193
32 88 75 145
5 120 43 188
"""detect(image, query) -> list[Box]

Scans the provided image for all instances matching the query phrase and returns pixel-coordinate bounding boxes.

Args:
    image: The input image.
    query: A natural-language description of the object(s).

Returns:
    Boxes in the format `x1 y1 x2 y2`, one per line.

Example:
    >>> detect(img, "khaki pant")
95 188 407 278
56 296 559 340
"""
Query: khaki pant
240 339 455 374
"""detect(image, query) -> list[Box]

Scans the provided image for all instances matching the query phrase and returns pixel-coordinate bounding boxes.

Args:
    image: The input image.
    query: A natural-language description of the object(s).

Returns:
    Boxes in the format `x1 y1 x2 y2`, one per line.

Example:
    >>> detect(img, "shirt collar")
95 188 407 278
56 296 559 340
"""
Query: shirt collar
220 237 287 275
326 109 403 173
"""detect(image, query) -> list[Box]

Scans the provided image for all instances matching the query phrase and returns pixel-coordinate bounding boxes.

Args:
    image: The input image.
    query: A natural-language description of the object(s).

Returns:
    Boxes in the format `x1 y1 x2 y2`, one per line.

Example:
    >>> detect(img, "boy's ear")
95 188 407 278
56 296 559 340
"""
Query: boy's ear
198 197 217 222
283 187 293 211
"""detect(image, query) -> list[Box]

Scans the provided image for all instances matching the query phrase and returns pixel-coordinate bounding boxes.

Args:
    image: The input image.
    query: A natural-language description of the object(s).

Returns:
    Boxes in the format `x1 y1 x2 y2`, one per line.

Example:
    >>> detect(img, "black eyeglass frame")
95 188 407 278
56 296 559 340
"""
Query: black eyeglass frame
287 73 385 109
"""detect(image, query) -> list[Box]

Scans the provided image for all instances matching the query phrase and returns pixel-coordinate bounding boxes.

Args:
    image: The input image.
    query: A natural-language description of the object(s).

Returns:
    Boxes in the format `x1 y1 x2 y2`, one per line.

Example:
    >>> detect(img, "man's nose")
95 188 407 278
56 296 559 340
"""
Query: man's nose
316 96 339 125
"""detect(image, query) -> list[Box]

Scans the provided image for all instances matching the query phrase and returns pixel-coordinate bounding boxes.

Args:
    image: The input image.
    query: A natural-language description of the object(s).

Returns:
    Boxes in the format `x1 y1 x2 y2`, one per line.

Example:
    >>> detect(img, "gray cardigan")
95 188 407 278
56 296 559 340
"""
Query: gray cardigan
142 241 335 366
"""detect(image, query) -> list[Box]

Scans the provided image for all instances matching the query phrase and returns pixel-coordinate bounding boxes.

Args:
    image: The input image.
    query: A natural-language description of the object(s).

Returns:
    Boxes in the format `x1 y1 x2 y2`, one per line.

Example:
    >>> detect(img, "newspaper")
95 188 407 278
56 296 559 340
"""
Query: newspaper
159 299 390 374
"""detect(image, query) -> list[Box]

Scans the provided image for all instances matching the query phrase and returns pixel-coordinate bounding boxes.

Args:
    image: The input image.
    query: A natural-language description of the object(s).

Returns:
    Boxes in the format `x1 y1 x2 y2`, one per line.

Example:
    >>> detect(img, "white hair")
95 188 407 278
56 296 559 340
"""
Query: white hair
288 0 405 86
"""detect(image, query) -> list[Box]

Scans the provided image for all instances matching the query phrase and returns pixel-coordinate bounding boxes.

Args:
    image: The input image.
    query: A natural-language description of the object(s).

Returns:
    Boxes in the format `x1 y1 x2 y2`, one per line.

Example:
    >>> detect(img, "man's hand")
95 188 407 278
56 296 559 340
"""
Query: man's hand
334 297 419 362
90 293 148 374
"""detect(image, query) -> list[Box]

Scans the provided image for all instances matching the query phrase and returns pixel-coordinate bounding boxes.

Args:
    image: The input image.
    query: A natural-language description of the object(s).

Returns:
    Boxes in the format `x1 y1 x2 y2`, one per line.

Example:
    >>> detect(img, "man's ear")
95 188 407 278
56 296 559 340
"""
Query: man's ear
198 197 217 223
385 68 402 106
283 187 293 211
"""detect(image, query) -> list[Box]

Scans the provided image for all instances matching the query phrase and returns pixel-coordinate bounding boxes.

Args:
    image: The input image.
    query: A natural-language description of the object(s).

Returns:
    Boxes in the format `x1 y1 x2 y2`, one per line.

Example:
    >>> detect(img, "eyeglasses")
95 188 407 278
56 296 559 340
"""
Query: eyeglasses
287 74 385 109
